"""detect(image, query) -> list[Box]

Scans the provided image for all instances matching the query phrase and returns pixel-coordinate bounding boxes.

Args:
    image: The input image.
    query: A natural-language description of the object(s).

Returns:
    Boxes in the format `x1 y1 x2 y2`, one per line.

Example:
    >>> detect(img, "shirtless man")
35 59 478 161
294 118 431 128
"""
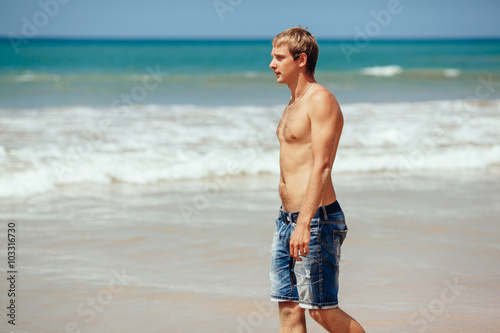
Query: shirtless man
269 27 365 333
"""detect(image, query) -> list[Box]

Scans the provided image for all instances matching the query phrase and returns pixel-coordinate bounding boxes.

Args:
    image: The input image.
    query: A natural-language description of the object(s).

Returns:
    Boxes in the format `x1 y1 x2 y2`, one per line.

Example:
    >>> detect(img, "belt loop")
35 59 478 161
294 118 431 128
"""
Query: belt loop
321 205 328 220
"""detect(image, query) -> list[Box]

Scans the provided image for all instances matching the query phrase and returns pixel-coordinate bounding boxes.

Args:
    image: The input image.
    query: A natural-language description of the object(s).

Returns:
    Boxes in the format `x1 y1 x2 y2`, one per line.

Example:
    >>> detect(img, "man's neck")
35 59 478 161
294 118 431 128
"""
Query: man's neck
288 72 316 101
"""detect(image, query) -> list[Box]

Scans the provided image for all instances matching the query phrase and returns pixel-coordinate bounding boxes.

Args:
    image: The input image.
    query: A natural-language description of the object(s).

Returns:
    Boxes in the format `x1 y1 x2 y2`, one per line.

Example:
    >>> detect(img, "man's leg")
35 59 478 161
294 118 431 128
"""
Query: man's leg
309 308 365 333
278 302 307 333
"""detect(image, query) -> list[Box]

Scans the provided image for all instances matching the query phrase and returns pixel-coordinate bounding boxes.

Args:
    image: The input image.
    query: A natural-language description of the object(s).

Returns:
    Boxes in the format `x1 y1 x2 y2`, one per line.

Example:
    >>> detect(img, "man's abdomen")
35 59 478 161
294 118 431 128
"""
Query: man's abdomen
279 169 337 213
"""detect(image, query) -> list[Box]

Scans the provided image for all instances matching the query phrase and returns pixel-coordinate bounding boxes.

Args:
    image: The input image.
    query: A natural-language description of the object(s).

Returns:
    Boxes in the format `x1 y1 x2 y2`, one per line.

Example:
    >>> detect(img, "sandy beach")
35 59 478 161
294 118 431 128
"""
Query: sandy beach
1 169 499 332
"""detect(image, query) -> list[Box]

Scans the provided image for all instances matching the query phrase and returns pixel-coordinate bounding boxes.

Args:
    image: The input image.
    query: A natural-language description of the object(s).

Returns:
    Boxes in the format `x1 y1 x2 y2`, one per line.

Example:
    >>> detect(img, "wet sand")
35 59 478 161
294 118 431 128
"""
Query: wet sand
1 170 499 332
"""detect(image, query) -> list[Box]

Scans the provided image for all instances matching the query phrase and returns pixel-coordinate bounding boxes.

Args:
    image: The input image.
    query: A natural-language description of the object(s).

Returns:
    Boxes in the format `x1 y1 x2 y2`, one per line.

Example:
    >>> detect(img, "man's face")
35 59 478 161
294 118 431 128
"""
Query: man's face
269 45 299 84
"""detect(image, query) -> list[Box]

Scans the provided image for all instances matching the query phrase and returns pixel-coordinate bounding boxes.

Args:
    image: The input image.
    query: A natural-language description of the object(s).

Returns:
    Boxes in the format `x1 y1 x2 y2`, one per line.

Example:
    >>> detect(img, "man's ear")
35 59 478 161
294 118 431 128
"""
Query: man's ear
297 52 308 69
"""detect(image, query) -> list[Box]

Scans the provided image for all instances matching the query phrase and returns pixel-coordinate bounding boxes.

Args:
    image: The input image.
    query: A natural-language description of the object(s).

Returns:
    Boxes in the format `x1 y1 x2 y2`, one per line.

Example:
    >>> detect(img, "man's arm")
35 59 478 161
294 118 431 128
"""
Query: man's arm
289 91 341 261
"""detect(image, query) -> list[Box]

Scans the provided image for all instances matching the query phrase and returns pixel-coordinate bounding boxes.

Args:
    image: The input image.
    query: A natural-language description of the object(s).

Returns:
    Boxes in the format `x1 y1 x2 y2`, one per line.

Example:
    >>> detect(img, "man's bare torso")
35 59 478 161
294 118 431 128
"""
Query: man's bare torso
277 84 343 213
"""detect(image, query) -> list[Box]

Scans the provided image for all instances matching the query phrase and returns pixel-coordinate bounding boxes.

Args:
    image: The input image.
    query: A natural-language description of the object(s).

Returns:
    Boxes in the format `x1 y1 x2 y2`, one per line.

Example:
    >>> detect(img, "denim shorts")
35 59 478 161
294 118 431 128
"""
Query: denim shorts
270 201 348 309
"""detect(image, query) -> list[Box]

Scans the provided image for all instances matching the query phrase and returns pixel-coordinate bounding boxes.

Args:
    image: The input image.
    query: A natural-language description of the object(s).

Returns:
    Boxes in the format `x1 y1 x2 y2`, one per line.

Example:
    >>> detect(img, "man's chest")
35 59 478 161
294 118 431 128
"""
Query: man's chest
276 107 311 144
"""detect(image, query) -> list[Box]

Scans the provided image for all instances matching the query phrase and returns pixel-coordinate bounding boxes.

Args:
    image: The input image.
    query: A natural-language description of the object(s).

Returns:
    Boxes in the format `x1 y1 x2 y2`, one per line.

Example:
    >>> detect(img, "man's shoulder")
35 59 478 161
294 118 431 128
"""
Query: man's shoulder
311 83 333 96
307 84 340 116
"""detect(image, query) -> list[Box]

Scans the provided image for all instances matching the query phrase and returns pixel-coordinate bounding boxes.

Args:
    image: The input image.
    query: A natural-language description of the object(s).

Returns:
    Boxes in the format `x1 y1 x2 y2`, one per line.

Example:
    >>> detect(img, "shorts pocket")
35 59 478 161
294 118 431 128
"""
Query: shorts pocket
332 229 347 266
320 223 347 267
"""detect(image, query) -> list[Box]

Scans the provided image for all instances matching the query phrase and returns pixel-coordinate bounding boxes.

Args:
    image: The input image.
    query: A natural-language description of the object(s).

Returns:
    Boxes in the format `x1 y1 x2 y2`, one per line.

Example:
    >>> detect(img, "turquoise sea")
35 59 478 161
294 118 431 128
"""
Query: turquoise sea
1 39 500 106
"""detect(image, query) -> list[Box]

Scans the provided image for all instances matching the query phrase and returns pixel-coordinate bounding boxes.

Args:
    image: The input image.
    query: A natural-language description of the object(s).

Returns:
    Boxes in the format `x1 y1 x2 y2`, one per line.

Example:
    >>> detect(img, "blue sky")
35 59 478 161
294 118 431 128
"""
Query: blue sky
1 0 499 39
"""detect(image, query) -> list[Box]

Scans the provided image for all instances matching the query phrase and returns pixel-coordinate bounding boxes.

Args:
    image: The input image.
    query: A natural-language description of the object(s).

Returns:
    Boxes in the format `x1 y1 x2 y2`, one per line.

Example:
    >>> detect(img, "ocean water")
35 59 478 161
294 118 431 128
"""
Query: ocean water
1 39 500 106
1 39 500 198
1 39 500 332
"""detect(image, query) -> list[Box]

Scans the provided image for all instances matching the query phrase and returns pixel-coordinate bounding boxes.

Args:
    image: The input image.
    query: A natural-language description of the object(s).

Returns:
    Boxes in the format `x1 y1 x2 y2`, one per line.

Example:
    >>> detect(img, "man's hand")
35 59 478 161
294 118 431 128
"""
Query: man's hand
290 223 311 261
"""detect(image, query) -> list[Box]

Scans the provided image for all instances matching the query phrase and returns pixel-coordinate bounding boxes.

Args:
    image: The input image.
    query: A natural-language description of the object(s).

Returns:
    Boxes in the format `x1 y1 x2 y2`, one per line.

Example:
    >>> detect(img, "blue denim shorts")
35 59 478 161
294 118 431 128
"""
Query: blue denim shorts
270 201 348 309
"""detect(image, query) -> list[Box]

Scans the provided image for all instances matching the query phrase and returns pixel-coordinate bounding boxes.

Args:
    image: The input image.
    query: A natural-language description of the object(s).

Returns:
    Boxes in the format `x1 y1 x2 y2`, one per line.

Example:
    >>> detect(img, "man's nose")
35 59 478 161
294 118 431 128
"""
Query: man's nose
269 59 276 69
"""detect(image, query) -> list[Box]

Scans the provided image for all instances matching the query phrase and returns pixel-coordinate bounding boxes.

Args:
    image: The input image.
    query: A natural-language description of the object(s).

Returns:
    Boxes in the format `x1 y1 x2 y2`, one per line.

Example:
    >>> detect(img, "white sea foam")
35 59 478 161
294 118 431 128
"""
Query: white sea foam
243 71 258 78
360 65 403 77
0 99 499 198
443 68 461 77
14 71 61 83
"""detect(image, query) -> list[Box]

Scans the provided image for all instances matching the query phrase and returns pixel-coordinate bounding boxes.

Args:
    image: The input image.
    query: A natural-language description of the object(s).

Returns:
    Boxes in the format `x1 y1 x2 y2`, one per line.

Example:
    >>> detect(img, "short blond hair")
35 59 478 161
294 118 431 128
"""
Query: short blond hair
272 27 319 75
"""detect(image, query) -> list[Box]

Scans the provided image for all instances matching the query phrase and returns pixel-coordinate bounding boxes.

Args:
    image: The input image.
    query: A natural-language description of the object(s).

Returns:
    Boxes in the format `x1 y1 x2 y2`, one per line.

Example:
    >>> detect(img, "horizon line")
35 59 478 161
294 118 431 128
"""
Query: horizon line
1 35 500 43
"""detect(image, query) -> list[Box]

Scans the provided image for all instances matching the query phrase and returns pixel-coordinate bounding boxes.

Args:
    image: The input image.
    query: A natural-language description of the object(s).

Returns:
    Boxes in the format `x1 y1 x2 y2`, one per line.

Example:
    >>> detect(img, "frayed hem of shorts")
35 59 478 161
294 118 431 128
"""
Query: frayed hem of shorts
299 302 339 310
270 297 299 303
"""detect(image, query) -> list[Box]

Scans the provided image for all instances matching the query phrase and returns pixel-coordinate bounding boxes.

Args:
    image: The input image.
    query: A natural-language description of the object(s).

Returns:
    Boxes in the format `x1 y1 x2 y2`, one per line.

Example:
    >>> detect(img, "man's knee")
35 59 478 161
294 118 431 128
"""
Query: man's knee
279 302 305 322
309 308 366 333
309 309 323 322
309 308 339 324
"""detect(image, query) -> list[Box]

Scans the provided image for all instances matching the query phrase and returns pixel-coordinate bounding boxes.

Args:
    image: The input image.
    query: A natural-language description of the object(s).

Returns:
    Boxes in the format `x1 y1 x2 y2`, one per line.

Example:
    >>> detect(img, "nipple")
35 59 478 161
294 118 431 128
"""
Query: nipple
290 134 297 140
